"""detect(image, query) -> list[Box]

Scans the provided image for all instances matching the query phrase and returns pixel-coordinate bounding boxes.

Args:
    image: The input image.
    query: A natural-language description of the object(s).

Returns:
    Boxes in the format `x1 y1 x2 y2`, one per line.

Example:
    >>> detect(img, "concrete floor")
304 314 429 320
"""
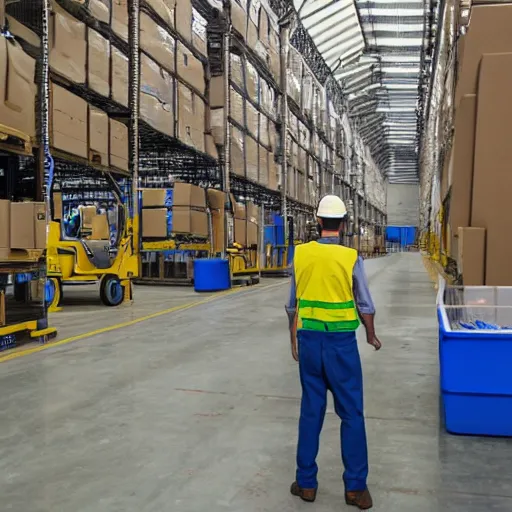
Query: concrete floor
1 253 512 511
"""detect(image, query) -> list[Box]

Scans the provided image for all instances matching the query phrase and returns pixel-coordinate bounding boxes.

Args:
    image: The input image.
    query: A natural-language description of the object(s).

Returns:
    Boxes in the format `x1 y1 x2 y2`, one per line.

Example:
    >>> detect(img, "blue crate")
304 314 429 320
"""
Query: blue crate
438 306 512 437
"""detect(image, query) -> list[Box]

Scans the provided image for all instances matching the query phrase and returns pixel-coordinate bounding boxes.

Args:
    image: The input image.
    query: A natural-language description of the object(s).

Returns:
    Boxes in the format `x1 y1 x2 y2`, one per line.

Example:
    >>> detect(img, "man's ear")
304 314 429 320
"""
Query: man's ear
317 217 323 227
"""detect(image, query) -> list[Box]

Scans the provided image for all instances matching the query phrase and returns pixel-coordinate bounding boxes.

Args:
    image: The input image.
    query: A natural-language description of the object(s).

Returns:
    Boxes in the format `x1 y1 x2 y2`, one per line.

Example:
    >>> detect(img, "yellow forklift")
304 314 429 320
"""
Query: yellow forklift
45 164 138 309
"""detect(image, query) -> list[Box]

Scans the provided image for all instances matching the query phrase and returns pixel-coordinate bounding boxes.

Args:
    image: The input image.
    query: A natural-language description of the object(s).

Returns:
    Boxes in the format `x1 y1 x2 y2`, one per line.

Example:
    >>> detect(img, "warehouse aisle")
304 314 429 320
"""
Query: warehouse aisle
2 254 512 511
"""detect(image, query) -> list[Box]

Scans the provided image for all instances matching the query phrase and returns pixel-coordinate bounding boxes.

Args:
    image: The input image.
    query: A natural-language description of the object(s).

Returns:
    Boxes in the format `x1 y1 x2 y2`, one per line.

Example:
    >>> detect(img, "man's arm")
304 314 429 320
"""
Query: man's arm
285 266 299 361
353 257 382 350
285 265 297 329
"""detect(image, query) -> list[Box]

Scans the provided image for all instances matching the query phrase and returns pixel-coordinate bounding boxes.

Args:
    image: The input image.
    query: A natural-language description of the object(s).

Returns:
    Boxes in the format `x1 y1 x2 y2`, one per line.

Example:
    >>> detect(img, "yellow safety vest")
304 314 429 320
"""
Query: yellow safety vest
294 241 360 332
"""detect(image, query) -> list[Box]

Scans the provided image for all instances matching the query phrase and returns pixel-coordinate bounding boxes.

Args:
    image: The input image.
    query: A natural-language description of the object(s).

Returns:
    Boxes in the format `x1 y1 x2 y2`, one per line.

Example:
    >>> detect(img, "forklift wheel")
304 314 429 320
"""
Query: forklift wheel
47 278 63 308
100 275 124 307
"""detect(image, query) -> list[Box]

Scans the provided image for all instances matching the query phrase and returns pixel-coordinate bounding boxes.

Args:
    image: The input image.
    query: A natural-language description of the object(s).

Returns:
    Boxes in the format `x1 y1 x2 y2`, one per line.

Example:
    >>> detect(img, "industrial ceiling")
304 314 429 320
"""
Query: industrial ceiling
295 0 438 184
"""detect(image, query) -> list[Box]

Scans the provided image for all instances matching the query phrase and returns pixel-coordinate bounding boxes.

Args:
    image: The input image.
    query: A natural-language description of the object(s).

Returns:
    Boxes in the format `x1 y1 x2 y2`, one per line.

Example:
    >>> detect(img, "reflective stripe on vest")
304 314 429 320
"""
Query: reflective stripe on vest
294 242 360 332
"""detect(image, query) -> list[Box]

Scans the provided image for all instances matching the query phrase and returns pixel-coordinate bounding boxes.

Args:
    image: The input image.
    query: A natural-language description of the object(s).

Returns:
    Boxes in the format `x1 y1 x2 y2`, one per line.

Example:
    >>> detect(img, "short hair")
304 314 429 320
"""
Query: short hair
319 217 343 232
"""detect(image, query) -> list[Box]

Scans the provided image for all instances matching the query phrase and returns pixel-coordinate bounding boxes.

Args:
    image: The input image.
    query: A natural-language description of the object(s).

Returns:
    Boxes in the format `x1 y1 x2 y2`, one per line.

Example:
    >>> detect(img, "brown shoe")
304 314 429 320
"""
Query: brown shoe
290 481 317 502
345 488 373 509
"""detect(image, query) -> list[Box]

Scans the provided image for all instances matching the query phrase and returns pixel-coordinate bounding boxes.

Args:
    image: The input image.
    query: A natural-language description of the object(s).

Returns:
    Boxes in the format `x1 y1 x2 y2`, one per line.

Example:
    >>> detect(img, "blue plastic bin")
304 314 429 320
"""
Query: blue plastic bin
193 258 231 292
438 287 512 436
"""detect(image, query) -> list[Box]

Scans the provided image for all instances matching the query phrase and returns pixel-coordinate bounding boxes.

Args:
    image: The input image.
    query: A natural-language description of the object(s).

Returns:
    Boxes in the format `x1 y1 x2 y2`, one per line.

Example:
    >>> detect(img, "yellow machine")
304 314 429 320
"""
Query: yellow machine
46 175 139 309
228 243 259 282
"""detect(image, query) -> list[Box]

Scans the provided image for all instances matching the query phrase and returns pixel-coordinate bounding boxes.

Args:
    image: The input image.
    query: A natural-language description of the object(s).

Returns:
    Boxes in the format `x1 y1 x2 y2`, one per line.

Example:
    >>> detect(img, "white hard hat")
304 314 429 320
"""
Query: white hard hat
317 195 347 218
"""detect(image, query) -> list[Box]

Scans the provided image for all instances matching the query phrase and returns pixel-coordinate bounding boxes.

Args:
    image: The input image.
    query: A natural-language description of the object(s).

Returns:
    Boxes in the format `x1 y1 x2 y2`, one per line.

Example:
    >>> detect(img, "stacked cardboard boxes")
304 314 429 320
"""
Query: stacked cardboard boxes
210 48 278 187
141 183 208 239
229 0 279 85
50 83 129 171
207 189 227 254
47 0 208 155
48 3 129 106
442 4 512 285
140 0 208 152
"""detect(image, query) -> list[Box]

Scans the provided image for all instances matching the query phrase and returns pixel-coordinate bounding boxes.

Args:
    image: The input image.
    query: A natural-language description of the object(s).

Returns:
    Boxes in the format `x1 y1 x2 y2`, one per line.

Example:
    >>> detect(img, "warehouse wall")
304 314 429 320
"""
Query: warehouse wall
387 184 420 226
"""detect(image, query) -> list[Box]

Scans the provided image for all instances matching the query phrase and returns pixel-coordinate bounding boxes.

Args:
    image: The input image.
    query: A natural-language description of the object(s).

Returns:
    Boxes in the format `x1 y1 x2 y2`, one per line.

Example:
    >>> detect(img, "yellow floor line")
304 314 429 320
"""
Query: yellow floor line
0 281 286 364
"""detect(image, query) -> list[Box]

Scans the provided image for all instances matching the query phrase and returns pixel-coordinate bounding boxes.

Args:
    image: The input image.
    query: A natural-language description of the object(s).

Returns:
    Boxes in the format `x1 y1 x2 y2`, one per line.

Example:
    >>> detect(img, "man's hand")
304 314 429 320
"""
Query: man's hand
367 335 382 351
290 311 299 362
290 333 299 361
359 311 382 351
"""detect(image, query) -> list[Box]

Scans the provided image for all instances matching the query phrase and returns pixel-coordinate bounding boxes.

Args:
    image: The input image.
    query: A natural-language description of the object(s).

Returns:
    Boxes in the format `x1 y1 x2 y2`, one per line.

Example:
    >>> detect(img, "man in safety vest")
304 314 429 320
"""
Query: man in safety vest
285 195 381 510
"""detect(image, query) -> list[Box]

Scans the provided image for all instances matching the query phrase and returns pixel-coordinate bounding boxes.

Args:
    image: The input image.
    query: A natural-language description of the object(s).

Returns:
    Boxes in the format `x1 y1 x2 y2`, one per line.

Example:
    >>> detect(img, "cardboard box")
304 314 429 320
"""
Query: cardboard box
6 15 40 48
111 46 129 107
246 201 259 224
112 0 128 42
89 106 109 165
178 83 205 152
0 37 37 139
458 227 486 286
268 152 278 191
230 87 245 126
471 53 512 285
246 61 259 103
50 6 86 84
89 0 110 24
210 76 224 108
205 134 218 159
192 8 207 56
234 202 246 220
230 0 247 40
231 53 244 89
10 202 45 250
52 192 63 220
230 125 245 176
142 188 172 207
448 97 477 257
191 209 208 237
146 0 175 29
30 279 45 301
110 119 129 171
81 205 97 229
91 214 109 240
0 200 10 249
172 206 208 237
210 108 224 145
175 0 192 42
140 53 174 136
269 47 280 84
211 209 225 254
173 182 206 208
142 208 169 238
259 114 269 147
247 20 258 52
246 135 258 182
247 220 258 246
51 84 88 158
234 218 246 245
140 12 175 72
247 102 258 138
88 28 109 97
207 189 227 211
455 5 512 107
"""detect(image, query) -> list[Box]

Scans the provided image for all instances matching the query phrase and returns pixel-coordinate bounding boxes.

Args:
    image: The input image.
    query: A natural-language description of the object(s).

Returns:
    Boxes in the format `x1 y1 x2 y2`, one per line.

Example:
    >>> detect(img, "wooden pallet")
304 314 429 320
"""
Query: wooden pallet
0 248 44 263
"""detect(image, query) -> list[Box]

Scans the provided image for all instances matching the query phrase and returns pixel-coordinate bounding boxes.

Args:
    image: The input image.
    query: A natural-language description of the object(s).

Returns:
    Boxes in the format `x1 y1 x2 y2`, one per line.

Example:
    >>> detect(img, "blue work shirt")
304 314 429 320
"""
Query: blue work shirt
285 237 376 326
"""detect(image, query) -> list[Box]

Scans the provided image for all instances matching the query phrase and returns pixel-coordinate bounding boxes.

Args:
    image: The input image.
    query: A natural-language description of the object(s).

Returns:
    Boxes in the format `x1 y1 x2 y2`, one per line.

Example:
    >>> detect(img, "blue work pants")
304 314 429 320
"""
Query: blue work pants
296 329 368 492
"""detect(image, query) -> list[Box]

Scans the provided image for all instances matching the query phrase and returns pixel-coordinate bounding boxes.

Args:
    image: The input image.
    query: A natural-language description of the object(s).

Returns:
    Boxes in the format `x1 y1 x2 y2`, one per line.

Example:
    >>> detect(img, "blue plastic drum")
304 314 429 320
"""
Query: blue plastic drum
193 258 231 292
